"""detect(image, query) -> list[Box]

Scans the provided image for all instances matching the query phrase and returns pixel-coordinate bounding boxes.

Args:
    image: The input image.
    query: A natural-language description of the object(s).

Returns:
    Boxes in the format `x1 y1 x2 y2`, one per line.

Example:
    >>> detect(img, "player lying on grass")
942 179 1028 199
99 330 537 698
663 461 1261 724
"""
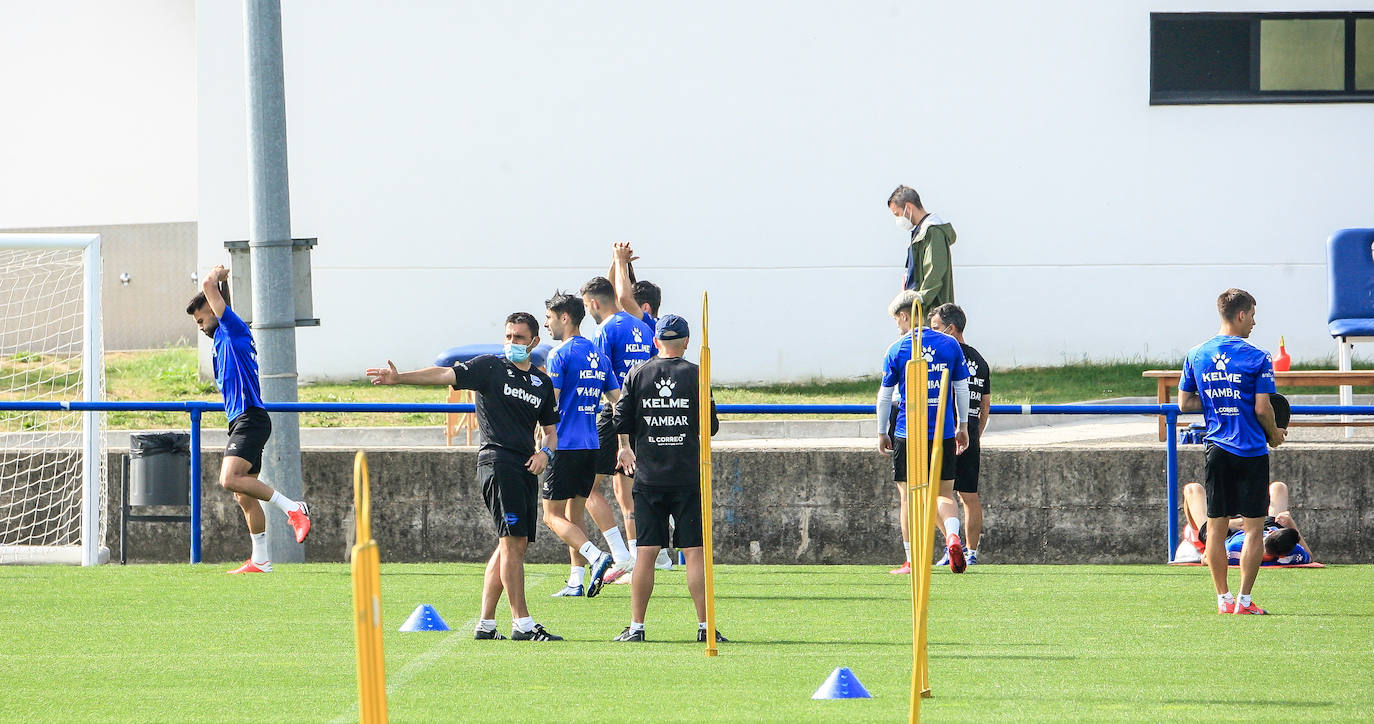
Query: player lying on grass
367 312 565 641
611 315 723 643
186 265 311 574
1182 481 1313 566
540 291 618 598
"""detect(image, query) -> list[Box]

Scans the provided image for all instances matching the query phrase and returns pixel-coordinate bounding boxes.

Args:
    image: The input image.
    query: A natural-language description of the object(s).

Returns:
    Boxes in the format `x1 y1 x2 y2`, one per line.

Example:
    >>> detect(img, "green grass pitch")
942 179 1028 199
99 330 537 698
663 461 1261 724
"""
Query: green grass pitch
1 563 1370 722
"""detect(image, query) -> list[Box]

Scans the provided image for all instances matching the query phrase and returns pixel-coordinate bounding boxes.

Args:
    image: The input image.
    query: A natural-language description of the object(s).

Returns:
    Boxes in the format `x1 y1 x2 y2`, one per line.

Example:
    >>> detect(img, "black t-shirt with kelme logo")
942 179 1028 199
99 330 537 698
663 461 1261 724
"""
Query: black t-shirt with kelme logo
451 355 559 465
960 343 990 421
614 356 719 489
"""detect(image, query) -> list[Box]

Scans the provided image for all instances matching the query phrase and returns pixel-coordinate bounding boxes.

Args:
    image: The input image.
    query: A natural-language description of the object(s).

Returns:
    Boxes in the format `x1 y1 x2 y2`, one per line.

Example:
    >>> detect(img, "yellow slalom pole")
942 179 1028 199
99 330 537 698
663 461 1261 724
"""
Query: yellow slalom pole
699 291 719 657
352 451 388 724
918 368 950 700
907 299 927 723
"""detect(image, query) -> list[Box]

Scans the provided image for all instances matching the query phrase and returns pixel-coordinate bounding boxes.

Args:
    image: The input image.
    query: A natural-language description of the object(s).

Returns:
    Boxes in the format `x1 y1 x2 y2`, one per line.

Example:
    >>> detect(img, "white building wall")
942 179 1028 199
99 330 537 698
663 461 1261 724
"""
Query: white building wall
197 1 1374 382
0 0 196 228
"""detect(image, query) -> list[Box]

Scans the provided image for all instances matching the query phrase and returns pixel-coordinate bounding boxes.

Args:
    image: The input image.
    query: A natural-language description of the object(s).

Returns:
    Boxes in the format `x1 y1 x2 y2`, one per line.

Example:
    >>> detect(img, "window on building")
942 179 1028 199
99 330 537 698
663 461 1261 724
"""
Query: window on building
1151 12 1374 104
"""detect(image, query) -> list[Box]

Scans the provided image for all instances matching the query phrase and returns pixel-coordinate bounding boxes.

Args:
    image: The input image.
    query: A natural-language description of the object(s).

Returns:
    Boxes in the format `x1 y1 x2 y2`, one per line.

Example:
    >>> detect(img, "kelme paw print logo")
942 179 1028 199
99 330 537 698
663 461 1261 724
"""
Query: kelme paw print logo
655 377 676 397
921 345 936 363
632 327 643 343
587 352 598 369
1213 352 1230 371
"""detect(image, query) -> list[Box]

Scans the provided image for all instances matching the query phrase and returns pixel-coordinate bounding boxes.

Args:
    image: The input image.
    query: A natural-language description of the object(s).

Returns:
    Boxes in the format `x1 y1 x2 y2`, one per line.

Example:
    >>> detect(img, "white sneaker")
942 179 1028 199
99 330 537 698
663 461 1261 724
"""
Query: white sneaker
655 549 674 570
934 548 950 567
602 559 634 584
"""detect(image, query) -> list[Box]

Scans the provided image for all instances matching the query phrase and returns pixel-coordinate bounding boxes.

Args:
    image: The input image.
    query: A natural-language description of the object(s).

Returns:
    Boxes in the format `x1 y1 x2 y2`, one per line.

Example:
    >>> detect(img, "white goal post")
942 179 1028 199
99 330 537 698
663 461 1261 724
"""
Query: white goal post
0 233 107 565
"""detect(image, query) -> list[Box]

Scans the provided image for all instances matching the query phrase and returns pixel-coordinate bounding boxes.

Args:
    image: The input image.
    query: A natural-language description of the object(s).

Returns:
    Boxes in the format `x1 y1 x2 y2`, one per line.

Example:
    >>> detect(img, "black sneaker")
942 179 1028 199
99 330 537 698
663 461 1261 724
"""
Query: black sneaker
474 628 506 640
511 624 563 641
612 626 645 642
697 629 728 643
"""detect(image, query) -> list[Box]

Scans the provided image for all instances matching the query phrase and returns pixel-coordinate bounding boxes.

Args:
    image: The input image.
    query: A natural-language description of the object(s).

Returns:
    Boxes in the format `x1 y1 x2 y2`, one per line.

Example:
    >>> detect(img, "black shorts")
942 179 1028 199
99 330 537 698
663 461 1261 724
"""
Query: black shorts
954 424 980 494
595 407 632 478
892 436 957 483
1203 445 1269 519
225 407 272 475
479 460 538 541
541 449 598 501
633 486 703 549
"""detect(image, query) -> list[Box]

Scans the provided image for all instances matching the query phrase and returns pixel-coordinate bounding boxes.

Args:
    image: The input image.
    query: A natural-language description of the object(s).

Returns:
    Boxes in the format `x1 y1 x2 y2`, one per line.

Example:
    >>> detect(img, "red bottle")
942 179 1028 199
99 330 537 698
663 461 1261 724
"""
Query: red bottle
1273 336 1291 372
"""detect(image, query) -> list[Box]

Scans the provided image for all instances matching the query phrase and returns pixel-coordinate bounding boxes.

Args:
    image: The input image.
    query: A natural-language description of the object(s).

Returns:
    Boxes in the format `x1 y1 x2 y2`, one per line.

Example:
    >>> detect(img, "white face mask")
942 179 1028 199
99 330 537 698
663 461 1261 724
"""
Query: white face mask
895 212 915 233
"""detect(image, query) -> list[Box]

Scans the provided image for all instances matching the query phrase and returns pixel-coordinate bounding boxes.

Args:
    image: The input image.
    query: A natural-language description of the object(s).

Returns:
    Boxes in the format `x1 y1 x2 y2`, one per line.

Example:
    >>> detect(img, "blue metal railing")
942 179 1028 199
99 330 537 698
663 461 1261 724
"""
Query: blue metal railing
3 400 1371 564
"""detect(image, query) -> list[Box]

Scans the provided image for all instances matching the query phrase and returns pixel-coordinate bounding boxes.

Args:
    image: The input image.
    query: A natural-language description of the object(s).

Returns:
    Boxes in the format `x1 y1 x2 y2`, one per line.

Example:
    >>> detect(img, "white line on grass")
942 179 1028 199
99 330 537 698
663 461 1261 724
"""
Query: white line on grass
329 571 549 724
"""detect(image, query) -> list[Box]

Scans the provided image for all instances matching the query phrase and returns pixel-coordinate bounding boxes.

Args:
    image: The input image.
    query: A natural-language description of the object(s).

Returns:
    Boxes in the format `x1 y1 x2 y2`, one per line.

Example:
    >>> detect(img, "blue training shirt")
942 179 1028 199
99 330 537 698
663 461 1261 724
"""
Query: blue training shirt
594 311 656 388
547 336 620 450
1226 527 1312 566
881 328 968 440
212 306 265 422
1179 335 1276 457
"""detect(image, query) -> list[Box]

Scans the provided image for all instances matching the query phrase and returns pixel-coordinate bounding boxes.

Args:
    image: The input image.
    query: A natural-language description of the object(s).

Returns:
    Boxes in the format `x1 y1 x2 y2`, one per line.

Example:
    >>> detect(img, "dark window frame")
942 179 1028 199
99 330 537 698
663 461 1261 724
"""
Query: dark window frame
1151 11 1374 105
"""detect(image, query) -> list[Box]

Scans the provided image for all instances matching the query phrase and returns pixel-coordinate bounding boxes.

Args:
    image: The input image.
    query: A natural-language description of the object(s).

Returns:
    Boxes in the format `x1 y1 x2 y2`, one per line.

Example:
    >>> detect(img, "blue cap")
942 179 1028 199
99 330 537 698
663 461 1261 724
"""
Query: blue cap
654 314 690 340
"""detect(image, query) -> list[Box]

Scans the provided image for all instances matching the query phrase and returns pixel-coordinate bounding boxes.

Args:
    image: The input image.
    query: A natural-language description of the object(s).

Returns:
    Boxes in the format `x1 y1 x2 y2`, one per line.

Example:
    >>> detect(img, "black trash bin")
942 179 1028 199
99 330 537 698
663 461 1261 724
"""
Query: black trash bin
129 432 191 506
122 432 194 564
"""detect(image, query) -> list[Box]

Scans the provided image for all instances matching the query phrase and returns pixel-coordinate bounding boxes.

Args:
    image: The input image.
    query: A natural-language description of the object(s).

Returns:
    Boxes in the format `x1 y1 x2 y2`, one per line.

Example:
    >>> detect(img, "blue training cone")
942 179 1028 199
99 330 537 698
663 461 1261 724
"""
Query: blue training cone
811 667 872 699
399 603 450 632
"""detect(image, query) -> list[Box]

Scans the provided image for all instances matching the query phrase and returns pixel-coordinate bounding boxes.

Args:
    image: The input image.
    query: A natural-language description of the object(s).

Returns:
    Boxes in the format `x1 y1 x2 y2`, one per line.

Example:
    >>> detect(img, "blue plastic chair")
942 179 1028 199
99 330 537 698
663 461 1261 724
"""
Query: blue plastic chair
1327 228 1374 434
434 343 554 445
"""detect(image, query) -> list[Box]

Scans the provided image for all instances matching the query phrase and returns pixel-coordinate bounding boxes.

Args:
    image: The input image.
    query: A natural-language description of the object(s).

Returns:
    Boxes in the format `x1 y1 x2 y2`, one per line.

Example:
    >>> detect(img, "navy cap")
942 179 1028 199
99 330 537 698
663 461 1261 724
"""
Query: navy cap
655 314 690 340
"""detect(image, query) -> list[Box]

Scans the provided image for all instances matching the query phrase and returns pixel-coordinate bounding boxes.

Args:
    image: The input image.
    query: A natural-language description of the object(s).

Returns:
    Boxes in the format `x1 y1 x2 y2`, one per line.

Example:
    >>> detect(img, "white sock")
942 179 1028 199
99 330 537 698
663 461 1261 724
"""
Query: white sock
267 490 299 515
969 549 978 556
250 532 269 564
579 541 604 563
698 621 708 631
1237 594 1251 608
945 517 961 537
1218 592 1234 607
603 528 631 563
477 619 497 632
630 621 645 632
903 543 912 563
568 566 585 587
628 539 638 559
514 616 535 633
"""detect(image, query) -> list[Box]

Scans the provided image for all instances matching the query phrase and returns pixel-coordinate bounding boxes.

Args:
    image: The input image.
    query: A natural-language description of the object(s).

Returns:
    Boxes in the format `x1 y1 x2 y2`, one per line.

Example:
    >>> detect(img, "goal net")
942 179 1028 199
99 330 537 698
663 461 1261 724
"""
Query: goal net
0 234 107 565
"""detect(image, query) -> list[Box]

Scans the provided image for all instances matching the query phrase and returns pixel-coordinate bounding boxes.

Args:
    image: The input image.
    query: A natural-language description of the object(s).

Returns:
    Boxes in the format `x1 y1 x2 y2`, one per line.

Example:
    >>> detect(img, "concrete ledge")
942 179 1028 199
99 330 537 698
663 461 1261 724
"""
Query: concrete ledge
82 441 1371 565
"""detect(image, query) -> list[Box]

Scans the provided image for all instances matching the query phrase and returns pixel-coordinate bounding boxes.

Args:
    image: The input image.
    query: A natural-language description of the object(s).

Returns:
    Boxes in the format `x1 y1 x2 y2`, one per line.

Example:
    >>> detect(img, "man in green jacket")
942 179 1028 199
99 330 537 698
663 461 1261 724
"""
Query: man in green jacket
888 185 957 308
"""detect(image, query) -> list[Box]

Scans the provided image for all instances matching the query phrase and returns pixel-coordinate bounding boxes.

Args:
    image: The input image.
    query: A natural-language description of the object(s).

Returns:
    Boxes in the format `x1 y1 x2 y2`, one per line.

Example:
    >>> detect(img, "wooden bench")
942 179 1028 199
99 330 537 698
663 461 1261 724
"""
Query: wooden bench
1144 369 1374 441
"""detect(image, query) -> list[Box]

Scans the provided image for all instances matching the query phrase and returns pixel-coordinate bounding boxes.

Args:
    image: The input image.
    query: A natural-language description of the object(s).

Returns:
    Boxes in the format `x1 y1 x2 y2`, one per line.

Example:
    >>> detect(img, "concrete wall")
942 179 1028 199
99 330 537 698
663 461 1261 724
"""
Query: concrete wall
99 444 1374 565
0 223 198 351
197 0 1374 382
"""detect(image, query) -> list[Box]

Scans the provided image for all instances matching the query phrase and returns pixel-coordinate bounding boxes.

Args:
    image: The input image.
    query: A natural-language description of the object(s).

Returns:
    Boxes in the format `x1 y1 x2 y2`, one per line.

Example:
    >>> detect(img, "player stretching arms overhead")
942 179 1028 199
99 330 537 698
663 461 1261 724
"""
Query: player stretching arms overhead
541 291 619 598
1178 288 1286 614
368 312 564 641
611 241 675 572
185 265 311 573
580 275 656 582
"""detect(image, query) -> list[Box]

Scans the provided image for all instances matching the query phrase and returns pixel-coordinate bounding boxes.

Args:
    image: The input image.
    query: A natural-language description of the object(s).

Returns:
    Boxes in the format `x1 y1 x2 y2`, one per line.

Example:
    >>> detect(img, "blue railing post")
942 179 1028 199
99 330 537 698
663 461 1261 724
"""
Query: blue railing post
1165 407 1179 563
189 407 202 564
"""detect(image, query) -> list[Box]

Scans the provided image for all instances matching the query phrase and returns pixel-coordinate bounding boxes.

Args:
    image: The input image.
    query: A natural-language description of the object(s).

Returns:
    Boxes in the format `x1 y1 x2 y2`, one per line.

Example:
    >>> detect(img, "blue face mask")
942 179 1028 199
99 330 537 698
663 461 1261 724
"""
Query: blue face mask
504 342 531 364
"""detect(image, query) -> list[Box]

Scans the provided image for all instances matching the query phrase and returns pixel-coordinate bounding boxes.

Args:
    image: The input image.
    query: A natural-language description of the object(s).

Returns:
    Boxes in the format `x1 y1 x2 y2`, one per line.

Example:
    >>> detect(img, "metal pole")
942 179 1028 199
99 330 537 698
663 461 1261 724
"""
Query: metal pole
81 236 102 566
245 0 305 562
190 408 202 564
1165 408 1179 563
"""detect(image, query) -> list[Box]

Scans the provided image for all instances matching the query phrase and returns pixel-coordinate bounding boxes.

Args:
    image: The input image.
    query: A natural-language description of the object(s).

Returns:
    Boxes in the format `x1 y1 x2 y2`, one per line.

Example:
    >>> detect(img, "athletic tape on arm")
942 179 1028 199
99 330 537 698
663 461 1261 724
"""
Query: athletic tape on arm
954 379 970 424
876 385 895 435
